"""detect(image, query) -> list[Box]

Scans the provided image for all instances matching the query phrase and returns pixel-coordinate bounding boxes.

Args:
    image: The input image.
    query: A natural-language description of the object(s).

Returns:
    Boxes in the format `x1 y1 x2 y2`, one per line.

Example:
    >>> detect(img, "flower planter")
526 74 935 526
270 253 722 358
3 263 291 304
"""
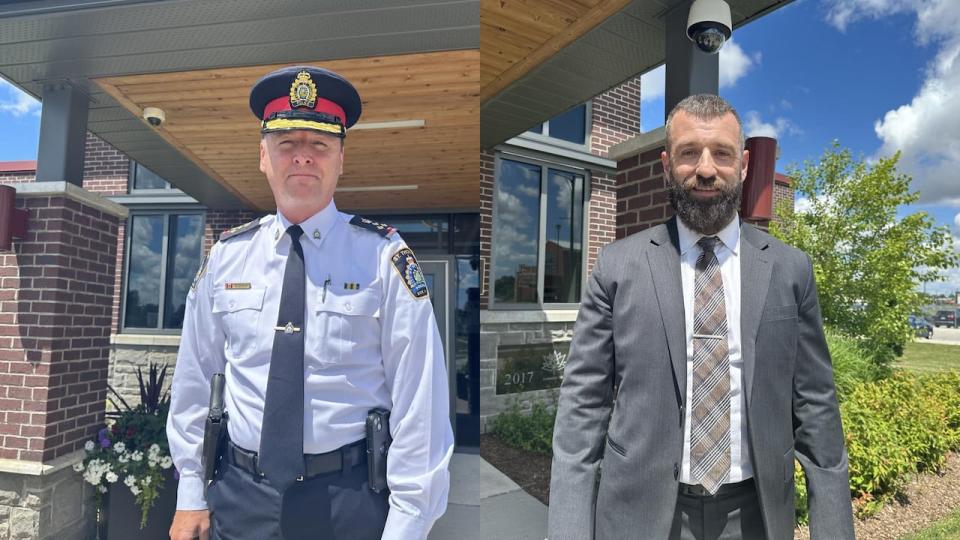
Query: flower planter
99 467 178 540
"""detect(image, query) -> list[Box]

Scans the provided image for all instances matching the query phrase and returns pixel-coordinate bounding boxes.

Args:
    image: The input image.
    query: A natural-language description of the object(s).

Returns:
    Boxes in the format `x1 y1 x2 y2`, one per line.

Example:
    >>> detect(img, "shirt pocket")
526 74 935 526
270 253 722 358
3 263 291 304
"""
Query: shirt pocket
212 288 266 359
310 287 382 366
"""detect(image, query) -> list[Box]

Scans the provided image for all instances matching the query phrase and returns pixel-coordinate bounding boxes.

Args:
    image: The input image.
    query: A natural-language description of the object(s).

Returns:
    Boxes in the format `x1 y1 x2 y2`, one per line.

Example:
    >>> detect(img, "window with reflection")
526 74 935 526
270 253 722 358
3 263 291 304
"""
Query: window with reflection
124 213 204 331
525 103 588 146
130 162 171 191
492 156 586 306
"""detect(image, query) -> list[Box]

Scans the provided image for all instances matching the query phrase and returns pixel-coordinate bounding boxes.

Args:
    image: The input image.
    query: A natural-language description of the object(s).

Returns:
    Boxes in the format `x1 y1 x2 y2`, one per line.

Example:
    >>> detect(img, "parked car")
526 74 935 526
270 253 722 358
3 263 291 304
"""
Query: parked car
908 315 934 339
933 310 958 328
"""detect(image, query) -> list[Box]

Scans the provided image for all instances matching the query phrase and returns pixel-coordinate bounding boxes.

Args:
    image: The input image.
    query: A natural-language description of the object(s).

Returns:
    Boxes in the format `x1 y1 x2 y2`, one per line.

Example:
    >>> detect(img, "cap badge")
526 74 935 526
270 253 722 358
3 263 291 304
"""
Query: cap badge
289 70 318 109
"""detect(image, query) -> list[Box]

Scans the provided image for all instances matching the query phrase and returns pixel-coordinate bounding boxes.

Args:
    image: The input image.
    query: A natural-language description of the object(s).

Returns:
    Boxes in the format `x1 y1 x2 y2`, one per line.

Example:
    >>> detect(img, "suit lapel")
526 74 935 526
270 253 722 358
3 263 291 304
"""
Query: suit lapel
739 223 773 406
647 217 686 401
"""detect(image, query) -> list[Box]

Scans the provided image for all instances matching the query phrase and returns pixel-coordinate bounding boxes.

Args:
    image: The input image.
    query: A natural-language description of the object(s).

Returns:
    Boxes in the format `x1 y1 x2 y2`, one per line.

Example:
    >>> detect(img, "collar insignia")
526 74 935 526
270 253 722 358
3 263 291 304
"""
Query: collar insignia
289 70 318 109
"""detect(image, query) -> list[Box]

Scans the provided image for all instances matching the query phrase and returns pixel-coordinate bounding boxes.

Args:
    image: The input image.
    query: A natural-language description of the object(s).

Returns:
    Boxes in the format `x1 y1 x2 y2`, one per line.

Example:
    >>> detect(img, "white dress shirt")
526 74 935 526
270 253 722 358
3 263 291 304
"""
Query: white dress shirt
677 215 753 485
167 200 454 540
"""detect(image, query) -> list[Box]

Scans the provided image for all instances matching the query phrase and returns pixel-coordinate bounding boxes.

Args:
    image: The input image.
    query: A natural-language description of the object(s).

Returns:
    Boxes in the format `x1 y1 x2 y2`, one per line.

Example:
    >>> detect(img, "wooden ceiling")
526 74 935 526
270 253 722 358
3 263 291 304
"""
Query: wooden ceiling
95 50 479 212
480 0 632 104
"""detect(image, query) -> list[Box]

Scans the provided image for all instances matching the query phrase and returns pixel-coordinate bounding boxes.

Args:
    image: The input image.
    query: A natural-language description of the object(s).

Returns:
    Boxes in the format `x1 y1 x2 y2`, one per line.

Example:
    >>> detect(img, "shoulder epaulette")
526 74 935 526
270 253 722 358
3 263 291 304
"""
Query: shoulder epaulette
349 215 396 239
220 219 261 242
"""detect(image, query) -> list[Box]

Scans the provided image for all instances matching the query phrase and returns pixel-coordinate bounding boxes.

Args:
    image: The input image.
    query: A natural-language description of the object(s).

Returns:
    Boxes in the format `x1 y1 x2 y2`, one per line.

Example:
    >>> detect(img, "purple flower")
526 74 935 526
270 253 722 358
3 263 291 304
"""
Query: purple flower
98 428 111 448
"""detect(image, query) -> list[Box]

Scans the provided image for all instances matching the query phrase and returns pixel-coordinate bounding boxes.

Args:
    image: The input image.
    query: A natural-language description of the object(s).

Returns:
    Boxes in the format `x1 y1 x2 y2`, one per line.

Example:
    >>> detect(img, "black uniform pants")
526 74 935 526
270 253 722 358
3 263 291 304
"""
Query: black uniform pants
207 443 389 540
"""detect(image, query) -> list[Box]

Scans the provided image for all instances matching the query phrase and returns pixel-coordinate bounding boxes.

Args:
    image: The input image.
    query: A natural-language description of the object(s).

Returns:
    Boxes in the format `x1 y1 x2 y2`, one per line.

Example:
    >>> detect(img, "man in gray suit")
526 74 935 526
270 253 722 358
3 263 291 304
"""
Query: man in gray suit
548 94 854 540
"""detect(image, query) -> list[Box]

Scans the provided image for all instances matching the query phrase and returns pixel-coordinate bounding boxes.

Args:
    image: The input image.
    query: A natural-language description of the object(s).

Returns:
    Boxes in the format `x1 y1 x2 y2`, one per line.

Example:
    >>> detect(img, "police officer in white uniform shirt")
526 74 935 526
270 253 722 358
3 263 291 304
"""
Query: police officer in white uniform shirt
167 66 454 540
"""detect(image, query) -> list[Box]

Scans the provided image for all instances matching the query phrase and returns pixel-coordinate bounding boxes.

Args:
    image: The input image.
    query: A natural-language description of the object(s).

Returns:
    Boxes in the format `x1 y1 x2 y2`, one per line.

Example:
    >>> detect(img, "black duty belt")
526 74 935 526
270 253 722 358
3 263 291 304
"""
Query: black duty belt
225 439 366 481
678 478 755 498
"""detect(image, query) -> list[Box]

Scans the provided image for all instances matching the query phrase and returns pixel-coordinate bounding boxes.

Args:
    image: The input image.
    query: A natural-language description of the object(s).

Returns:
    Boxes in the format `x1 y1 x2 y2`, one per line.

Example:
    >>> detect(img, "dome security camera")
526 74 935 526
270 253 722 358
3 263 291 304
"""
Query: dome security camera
143 107 165 127
687 0 732 55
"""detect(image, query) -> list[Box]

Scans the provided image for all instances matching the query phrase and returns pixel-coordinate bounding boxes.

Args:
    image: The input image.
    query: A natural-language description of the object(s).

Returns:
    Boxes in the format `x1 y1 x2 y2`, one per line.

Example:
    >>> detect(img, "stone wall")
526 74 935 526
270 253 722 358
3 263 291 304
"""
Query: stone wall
479 314 576 432
0 464 95 540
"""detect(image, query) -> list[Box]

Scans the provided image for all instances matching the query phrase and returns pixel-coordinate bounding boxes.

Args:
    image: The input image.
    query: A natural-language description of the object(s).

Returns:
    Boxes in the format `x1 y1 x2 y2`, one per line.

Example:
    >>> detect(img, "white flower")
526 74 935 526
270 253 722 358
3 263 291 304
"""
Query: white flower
124 476 136 487
149 444 161 456
98 485 108 493
118 454 129 463
113 442 126 454
131 451 143 462
142 476 151 486
160 456 173 469
105 472 118 483
130 485 141 496
84 441 95 452
72 462 84 473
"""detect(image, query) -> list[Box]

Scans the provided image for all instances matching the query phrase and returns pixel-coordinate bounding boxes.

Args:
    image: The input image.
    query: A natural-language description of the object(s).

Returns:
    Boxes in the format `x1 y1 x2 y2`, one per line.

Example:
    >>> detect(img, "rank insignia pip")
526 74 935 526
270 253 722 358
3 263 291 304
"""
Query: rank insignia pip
289 70 318 109
191 254 209 292
391 247 429 299
349 215 396 238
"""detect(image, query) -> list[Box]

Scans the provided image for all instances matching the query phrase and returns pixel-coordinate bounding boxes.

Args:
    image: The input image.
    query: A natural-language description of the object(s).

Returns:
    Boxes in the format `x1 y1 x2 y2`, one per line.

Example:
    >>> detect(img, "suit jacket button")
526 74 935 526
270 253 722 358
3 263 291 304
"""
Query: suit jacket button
673 463 679 479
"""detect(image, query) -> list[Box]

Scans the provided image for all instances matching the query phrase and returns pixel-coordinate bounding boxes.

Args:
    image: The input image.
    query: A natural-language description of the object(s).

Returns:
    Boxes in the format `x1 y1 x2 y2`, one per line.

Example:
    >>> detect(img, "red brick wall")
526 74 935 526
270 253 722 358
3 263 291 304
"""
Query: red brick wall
83 133 129 196
587 171 617 276
590 76 642 158
0 196 120 461
773 175 794 226
479 151 494 310
615 147 670 239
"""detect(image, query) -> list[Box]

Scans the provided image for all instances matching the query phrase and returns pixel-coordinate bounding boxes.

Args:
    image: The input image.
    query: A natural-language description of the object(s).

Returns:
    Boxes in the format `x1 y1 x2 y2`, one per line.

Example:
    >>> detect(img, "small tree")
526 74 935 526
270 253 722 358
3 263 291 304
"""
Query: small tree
770 143 958 363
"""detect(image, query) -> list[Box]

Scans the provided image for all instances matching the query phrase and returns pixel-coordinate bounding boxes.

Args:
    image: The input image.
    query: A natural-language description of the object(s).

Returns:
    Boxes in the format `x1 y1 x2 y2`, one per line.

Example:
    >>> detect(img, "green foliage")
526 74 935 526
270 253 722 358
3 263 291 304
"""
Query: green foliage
794 371 960 523
490 400 557 455
770 143 959 362
75 362 174 529
826 328 889 401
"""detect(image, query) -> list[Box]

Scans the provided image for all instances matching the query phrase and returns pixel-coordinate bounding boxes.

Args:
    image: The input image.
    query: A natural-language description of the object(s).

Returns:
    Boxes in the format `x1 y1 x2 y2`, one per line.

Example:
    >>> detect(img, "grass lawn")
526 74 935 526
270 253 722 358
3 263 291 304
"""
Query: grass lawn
900 510 960 539
897 341 960 373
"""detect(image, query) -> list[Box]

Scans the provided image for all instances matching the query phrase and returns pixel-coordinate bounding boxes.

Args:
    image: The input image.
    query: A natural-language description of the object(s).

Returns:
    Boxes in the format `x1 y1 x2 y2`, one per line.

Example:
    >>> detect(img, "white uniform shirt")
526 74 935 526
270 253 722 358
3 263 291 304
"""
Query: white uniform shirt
677 215 754 484
167 200 454 540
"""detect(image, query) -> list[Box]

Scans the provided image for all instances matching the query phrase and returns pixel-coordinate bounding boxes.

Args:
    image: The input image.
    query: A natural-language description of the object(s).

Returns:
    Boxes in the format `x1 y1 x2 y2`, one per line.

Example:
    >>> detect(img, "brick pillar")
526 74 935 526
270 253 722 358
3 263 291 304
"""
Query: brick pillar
612 133 672 239
0 181 126 540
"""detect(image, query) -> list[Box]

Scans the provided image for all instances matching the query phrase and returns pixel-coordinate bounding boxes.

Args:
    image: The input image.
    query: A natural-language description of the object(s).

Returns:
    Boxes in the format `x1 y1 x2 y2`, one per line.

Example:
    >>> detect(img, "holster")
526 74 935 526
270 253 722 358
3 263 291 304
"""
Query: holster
202 373 228 490
365 408 392 493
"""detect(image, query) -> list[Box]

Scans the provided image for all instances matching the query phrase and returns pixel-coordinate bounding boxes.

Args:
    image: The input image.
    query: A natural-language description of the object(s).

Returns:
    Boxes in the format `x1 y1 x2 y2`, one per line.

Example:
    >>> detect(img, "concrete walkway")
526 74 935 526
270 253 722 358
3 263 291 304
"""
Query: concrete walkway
429 452 547 540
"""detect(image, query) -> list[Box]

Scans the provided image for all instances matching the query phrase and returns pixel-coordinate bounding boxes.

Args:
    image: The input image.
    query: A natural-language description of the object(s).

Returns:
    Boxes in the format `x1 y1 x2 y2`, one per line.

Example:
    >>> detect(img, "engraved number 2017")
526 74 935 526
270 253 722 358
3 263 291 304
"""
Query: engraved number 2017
503 371 534 386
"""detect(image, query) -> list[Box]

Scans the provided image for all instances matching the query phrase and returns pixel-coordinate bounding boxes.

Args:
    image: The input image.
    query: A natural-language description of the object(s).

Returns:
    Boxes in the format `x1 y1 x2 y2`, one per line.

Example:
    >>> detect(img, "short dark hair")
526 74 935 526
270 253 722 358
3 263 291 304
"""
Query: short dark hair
664 94 744 152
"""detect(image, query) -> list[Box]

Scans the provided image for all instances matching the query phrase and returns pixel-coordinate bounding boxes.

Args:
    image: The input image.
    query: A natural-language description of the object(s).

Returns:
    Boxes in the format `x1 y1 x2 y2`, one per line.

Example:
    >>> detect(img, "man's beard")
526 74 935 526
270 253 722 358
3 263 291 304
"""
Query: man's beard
666 169 742 235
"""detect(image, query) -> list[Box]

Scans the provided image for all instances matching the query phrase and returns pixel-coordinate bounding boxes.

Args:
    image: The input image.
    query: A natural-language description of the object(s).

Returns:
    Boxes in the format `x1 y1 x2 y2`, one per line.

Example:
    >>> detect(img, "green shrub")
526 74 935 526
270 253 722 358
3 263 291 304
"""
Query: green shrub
795 371 960 522
490 400 557 455
827 328 887 401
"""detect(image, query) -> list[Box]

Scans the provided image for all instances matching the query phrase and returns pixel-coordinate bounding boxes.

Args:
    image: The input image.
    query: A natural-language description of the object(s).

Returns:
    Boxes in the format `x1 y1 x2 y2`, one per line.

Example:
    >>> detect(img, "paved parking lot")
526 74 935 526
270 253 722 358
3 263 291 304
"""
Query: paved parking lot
929 326 960 345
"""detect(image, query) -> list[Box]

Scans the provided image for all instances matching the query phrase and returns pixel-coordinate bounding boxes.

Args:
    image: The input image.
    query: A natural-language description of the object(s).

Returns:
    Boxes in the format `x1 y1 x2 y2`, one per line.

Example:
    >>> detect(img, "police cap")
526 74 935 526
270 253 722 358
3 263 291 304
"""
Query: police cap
249 66 361 138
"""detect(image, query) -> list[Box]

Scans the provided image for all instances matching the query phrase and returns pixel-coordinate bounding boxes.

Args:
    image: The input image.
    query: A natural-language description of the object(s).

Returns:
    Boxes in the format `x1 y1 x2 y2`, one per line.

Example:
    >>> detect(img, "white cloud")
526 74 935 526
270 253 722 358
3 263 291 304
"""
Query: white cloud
743 110 801 139
719 39 761 88
0 79 40 117
639 39 760 103
828 0 960 206
795 196 813 214
640 65 665 103
954 211 960 231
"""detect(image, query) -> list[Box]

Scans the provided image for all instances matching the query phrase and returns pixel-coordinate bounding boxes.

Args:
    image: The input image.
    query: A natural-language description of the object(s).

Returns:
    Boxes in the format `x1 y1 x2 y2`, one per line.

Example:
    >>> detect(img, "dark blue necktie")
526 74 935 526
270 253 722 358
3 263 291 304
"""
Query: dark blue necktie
259 224 306 492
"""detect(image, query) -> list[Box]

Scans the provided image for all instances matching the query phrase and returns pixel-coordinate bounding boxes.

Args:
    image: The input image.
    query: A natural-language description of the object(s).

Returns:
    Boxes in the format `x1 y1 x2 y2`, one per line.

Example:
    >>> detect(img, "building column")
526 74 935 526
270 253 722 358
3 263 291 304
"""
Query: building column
0 182 127 540
36 82 89 186
664 0 720 119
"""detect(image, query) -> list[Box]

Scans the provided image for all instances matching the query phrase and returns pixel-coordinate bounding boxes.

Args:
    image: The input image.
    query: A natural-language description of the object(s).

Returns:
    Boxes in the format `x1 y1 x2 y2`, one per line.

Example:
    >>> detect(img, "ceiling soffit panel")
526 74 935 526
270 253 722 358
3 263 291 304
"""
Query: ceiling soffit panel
95 50 480 212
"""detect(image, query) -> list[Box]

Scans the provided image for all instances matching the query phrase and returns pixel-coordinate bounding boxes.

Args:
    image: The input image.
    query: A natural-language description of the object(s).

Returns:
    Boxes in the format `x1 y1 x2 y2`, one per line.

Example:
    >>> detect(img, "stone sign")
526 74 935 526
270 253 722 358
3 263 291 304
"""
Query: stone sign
496 341 570 394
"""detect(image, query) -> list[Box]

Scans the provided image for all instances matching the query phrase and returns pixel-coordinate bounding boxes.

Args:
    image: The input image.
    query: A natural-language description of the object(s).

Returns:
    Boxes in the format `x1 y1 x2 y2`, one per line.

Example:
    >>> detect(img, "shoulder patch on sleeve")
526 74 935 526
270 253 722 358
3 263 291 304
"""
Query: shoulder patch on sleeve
349 215 396 239
390 247 429 299
191 253 209 292
220 219 261 242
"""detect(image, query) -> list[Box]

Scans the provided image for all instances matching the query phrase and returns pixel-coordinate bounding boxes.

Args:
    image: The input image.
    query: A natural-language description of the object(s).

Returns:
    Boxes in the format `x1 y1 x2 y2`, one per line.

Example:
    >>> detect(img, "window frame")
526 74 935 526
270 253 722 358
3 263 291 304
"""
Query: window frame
120 207 206 334
518 102 593 153
490 152 590 311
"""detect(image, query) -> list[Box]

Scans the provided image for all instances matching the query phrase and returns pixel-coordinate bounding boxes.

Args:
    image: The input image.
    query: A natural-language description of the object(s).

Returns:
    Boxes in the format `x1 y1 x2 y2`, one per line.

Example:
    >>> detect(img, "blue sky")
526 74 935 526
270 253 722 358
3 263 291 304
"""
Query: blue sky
640 0 960 295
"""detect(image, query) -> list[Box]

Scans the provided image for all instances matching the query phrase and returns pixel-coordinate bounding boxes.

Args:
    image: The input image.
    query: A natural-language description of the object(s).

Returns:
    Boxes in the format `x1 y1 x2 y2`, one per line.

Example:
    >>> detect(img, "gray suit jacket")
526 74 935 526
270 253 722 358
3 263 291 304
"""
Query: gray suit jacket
548 217 855 540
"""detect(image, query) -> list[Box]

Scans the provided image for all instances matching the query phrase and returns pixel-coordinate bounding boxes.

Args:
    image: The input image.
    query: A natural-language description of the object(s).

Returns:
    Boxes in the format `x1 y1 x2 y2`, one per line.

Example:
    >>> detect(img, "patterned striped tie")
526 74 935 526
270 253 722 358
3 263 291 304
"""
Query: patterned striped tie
690 236 730 495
